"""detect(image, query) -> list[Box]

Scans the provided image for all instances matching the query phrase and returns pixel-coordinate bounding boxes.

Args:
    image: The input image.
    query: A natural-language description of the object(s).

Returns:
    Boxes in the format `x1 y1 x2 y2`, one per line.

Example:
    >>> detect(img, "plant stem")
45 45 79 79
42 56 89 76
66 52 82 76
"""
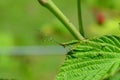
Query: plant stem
38 0 85 41
77 0 84 37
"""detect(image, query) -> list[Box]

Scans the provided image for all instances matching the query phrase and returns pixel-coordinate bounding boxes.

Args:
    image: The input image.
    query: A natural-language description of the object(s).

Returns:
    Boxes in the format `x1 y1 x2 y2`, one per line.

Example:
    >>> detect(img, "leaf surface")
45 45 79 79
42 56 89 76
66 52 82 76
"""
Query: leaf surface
56 35 120 80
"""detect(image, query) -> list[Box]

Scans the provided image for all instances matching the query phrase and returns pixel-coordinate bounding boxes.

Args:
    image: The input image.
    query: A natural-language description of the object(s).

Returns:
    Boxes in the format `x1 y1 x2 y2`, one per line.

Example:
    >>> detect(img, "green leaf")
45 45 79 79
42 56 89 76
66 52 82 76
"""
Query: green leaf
56 35 120 80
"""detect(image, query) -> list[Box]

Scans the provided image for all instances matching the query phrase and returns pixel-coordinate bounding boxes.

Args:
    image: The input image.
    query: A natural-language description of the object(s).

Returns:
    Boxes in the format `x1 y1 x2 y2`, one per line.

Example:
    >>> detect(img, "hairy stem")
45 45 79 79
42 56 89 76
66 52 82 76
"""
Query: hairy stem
77 0 84 37
38 0 85 40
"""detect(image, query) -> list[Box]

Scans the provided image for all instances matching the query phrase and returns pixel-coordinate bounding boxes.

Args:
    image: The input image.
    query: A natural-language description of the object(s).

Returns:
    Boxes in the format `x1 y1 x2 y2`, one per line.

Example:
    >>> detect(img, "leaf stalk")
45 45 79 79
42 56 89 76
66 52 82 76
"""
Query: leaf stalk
77 0 84 37
38 0 85 40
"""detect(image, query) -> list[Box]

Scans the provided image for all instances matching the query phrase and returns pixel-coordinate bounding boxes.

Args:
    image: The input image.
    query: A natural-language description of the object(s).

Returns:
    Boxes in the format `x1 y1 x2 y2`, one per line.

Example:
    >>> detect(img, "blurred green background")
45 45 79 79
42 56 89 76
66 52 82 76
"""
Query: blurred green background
0 0 120 80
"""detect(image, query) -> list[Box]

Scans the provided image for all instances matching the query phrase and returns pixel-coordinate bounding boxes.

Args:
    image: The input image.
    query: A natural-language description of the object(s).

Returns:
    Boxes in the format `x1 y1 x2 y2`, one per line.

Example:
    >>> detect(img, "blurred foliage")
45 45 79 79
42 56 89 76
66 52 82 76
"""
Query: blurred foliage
0 0 120 45
0 0 77 46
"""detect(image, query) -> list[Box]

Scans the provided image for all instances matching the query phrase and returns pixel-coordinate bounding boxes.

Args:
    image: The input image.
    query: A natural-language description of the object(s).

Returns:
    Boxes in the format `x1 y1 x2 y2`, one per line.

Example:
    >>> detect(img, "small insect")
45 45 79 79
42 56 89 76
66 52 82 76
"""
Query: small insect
59 40 79 48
